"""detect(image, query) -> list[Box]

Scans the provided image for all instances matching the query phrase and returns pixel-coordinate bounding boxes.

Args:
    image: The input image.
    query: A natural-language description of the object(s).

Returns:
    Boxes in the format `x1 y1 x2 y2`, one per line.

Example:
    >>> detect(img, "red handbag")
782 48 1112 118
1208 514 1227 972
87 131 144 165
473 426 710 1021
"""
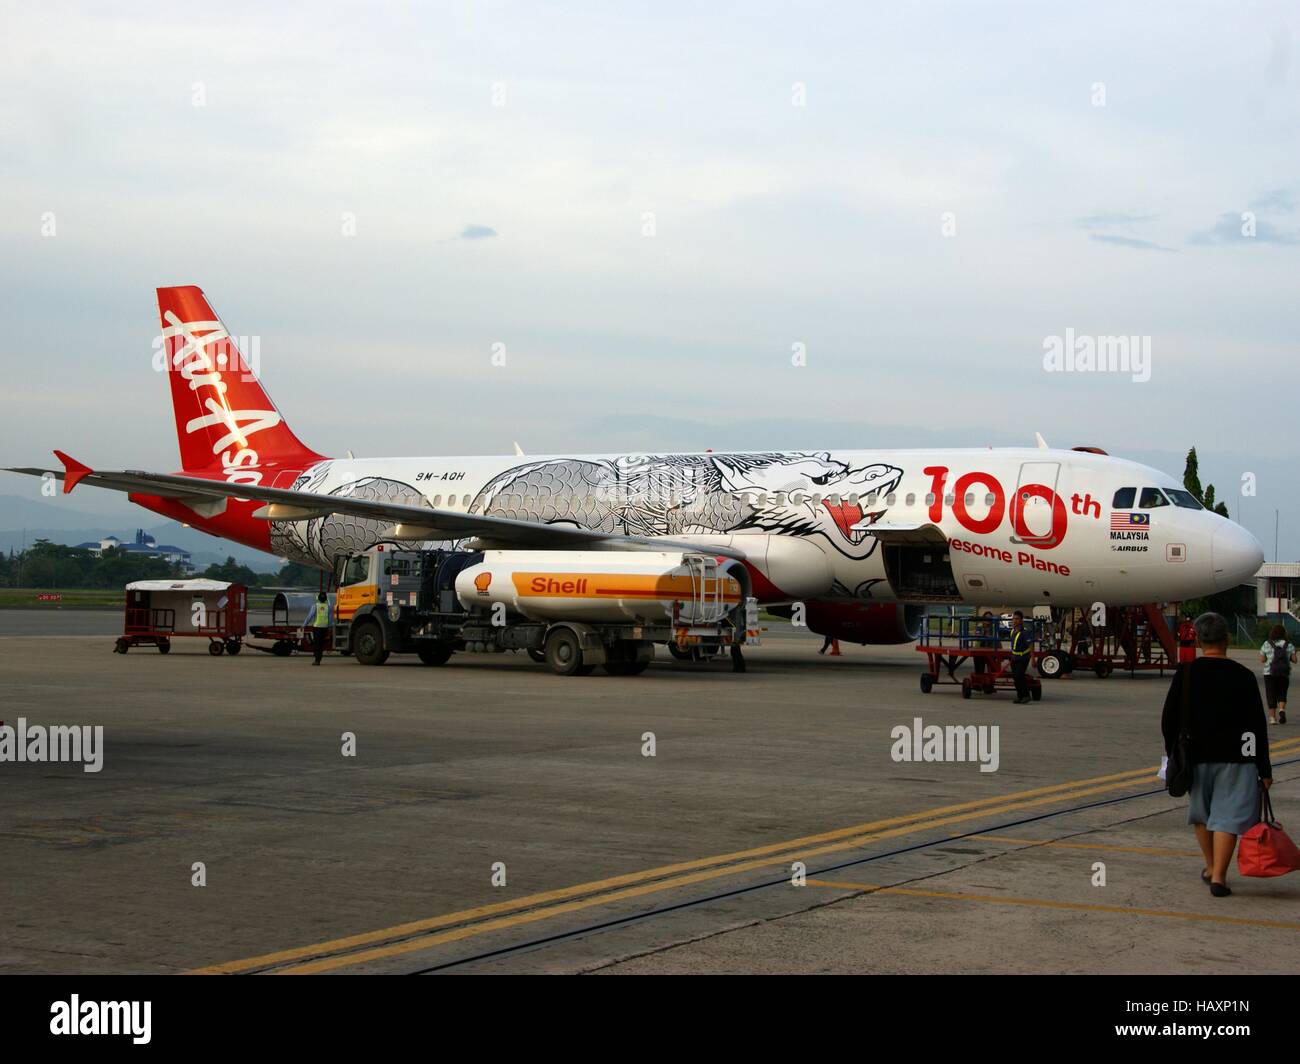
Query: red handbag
1238 791 1300 877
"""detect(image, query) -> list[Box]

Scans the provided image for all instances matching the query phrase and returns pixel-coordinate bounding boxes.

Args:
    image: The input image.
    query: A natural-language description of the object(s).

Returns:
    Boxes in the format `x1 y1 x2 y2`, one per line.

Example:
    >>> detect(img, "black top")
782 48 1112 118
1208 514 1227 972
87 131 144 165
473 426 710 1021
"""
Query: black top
1161 657 1272 778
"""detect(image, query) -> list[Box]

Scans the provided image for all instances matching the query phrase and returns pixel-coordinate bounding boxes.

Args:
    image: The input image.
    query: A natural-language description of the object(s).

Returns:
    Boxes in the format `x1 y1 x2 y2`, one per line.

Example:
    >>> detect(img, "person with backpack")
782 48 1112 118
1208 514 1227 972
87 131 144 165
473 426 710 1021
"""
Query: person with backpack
1259 623 1296 725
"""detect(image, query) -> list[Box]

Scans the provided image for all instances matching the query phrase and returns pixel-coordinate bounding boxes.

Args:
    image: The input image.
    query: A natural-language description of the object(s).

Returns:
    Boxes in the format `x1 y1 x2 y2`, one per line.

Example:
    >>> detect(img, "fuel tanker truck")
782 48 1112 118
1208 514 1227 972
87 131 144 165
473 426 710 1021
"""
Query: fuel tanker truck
331 545 760 675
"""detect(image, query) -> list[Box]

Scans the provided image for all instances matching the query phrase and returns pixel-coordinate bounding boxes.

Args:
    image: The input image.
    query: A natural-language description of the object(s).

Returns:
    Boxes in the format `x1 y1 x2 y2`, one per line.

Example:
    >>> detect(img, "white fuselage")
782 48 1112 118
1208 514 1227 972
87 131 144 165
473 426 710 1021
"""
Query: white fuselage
264 447 1261 608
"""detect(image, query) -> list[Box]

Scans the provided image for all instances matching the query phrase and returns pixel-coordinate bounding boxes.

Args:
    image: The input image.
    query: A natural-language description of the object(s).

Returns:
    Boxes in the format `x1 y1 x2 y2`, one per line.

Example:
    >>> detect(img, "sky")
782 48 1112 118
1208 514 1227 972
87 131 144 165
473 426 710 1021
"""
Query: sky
0 1 1296 555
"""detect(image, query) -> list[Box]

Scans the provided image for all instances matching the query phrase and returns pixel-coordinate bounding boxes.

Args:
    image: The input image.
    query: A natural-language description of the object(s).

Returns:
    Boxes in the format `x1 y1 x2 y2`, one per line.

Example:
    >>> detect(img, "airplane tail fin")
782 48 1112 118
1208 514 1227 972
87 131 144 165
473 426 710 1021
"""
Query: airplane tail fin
155 286 324 480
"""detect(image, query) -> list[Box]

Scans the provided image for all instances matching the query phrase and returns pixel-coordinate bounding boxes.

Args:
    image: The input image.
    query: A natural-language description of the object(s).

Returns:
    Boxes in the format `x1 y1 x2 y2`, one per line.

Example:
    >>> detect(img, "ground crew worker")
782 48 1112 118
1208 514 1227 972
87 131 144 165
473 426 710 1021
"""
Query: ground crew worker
307 592 331 665
1177 613 1197 664
1009 610 1033 704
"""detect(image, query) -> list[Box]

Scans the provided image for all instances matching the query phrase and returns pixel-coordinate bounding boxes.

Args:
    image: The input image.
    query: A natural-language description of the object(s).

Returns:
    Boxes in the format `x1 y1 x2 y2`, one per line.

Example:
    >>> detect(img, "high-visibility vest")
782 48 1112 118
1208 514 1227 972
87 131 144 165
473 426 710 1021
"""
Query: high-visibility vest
311 601 330 628
1010 628 1032 656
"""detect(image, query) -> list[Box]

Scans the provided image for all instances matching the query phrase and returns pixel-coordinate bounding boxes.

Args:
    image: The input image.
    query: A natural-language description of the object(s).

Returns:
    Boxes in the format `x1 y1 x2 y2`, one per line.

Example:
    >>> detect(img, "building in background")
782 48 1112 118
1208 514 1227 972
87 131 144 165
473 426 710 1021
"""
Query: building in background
75 529 192 572
1254 562 1299 621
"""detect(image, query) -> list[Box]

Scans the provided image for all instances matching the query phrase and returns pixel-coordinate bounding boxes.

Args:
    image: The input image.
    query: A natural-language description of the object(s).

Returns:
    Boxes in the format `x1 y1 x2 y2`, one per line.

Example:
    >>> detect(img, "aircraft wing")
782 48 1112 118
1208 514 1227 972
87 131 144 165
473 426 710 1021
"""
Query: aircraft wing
6 452 748 561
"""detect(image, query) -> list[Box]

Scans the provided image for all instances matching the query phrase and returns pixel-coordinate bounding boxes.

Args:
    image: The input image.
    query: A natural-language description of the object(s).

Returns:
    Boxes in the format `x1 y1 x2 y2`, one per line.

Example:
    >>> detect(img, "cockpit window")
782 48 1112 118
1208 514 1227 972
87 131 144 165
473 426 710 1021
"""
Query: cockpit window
1139 487 1170 509
1112 487 1136 508
1164 488 1204 510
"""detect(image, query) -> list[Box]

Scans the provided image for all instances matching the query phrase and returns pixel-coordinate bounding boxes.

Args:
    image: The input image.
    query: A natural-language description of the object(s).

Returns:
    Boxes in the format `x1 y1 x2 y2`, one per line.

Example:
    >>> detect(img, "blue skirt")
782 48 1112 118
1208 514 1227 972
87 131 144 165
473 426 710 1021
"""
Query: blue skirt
1186 762 1261 835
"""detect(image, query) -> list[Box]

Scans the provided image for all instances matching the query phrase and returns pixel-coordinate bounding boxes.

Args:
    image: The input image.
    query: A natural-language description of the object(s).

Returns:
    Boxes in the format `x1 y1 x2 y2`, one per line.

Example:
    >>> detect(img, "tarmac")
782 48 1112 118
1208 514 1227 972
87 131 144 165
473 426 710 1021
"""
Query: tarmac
1 611 1296 974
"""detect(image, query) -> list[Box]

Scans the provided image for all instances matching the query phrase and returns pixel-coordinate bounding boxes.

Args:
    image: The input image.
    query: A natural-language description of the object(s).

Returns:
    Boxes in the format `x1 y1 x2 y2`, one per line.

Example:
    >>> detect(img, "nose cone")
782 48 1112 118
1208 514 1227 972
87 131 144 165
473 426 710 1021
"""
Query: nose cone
1211 522 1265 590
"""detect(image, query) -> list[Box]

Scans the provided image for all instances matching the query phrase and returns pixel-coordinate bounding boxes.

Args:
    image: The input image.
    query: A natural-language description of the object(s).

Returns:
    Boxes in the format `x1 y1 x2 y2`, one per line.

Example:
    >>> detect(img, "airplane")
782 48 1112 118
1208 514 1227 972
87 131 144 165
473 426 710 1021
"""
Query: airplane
6 285 1265 646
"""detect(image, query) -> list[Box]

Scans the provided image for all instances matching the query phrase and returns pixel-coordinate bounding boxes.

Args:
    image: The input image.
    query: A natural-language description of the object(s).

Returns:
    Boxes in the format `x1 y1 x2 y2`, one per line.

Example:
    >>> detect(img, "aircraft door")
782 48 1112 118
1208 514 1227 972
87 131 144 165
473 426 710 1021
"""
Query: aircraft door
1011 461 1064 550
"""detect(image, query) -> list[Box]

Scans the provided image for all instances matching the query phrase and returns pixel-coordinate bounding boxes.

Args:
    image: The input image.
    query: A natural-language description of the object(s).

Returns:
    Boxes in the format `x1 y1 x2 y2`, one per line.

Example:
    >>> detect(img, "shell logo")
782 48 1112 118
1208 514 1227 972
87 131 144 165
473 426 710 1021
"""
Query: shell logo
473 572 492 595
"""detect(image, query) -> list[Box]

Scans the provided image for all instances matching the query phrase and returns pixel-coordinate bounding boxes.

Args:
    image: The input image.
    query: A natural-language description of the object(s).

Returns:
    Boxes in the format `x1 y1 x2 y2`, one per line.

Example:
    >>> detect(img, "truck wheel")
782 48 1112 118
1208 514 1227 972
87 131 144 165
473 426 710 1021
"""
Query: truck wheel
527 648 546 664
919 673 933 693
1036 652 1064 679
272 640 293 657
114 638 129 654
666 643 692 661
158 639 171 655
353 621 390 666
545 628 586 676
225 639 242 656
208 640 224 656
417 642 454 666
1094 660 1113 679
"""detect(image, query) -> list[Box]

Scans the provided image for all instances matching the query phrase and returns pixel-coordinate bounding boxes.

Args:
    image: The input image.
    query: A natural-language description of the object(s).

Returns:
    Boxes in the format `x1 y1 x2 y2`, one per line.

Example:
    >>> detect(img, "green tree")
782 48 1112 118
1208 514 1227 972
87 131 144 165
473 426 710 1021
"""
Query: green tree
1183 447 1202 499
269 560 325 588
202 556 261 586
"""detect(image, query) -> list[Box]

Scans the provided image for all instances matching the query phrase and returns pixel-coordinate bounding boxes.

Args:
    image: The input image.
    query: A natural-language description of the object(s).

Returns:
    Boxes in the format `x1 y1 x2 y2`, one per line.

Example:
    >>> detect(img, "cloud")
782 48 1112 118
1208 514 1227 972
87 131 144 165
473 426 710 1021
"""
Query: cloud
1248 188 1296 213
459 225 497 240
1190 212 1300 245
1076 213 1158 229
1089 234 1175 251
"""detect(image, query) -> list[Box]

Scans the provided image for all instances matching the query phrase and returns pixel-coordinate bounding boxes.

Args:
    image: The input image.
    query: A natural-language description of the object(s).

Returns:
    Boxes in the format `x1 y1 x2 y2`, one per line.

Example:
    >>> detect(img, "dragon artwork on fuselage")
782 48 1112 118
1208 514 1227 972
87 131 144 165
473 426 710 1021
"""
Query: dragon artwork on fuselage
268 452 905 576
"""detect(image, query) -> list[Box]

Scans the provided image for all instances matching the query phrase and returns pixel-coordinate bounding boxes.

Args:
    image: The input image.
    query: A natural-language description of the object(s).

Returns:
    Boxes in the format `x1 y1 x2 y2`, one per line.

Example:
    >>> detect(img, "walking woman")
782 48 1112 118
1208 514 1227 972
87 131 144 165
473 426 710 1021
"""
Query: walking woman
1259 623 1295 725
1161 613 1272 898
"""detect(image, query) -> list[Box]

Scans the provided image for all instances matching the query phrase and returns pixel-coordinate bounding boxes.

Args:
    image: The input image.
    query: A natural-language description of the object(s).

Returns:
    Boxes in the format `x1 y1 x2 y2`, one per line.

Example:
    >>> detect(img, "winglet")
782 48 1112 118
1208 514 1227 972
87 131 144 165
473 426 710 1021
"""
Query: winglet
53 450 92 493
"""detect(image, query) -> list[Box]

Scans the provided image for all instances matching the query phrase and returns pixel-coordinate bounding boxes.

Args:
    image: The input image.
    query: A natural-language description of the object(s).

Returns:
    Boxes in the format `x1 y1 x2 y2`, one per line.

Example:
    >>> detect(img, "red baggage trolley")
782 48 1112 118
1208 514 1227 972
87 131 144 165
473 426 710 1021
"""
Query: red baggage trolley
114 579 248 655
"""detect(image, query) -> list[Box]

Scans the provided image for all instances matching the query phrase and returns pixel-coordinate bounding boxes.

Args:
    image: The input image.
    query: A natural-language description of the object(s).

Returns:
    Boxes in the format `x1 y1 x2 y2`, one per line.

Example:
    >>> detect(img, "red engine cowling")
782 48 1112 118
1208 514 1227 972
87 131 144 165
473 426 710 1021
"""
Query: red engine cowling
802 600 924 645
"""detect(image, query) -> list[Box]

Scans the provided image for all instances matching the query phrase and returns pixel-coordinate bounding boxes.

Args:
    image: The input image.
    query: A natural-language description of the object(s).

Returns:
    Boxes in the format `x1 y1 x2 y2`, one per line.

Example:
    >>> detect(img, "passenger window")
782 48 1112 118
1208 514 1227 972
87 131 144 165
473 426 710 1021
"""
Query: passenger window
432 494 442 506
885 493 897 506
965 493 975 506
925 493 935 506
1139 487 1170 509
905 493 915 506
1112 487 1136 509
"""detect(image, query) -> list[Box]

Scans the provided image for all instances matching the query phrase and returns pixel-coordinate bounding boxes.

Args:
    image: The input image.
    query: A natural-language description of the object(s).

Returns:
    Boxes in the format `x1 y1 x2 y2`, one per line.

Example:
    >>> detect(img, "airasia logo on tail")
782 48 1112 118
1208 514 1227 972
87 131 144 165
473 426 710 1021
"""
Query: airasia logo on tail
158 310 281 485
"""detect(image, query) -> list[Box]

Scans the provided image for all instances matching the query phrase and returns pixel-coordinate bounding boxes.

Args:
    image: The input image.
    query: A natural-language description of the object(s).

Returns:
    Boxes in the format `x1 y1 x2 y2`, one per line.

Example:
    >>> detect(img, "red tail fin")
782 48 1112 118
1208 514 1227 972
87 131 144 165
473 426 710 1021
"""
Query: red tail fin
156 286 323 482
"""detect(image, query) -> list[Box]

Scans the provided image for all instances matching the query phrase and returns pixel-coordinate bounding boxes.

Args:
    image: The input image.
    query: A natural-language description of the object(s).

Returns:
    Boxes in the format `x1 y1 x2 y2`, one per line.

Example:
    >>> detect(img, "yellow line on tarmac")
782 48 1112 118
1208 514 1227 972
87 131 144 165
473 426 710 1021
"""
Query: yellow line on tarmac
194 736 1300 975
957 834 1202 857
190 763 1165 974
268 775 1160 974
806 879 1300 932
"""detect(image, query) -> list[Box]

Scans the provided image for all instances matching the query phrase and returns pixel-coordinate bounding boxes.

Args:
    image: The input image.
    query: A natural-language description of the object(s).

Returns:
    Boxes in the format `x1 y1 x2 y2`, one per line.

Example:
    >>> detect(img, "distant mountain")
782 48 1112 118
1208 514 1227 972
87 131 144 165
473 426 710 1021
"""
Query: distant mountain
0 520 285 573
0 493 133 530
